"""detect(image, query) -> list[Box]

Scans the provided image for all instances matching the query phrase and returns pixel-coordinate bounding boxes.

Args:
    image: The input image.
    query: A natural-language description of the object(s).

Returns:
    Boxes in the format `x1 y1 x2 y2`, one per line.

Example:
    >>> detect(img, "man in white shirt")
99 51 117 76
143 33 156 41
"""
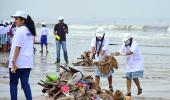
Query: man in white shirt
113 33 144 96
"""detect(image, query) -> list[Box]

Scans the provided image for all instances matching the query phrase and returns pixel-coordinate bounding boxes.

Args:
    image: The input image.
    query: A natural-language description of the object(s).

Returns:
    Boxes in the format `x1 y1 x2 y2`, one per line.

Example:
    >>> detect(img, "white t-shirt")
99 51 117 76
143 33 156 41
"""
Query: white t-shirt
40 27 49 35
8 26 34 68
11 26 17 35
6 25 11 33
0 26 5 35
4 26 8 41
91 37 110 59
4 26 8 34
119 41 144 72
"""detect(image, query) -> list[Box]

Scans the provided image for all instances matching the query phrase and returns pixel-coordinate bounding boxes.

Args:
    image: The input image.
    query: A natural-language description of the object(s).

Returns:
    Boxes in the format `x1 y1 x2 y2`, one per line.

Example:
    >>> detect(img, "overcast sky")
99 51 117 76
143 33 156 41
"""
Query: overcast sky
1 0 170 24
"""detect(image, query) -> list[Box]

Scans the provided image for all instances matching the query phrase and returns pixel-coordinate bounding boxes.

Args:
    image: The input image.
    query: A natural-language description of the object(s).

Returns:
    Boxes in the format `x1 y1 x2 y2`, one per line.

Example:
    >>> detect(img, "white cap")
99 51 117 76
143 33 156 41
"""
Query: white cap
41 22 46 25
96 27 105 37
3 20 8 25
121 33 132 42
58 16 64 20
11 11 28 19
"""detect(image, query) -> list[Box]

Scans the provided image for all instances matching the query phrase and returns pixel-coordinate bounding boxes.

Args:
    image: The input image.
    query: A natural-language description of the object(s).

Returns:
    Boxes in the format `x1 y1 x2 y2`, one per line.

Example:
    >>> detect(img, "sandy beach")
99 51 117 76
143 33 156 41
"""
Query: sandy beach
0 27 170 100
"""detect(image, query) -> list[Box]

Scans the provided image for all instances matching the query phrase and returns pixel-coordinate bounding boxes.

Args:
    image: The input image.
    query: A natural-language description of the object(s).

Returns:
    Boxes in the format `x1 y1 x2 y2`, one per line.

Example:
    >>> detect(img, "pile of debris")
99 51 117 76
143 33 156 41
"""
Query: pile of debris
72 51 119 70
94 55 118 75
38 66 130 100
72 51 93 67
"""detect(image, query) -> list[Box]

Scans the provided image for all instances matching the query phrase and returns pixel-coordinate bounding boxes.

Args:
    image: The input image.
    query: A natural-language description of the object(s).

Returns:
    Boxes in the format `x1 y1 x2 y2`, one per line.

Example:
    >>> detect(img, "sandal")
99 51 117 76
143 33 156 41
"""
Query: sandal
126 92 131 96
137 88 142 95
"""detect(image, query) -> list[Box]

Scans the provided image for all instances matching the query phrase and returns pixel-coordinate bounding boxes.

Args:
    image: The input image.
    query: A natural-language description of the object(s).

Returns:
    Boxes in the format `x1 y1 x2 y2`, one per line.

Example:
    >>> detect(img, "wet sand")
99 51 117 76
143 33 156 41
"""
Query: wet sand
0 51 170 100
0 29 170 100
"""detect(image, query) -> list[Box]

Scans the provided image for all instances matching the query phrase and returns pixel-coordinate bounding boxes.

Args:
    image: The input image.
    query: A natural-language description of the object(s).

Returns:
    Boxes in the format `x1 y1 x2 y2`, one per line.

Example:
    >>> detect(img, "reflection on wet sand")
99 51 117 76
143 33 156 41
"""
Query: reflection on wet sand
0 52 9 68
39 53 48 74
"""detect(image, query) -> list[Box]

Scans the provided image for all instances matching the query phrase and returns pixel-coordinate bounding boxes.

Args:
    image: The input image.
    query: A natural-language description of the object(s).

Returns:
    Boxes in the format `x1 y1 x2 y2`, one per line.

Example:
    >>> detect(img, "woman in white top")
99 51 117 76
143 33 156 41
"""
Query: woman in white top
113 33 144 96
90 28 114 92
8 11 36 100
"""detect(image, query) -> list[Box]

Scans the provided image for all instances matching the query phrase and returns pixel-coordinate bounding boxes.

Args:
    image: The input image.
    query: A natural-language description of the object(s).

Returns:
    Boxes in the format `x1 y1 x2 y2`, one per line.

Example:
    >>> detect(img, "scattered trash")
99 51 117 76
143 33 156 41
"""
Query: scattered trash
72 51 93 67
38 65 130 100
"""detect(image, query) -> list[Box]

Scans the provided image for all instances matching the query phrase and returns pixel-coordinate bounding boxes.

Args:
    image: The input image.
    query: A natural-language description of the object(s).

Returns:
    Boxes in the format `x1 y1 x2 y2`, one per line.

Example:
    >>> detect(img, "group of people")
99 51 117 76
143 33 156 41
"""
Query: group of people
0 20 16 52
38 16 69 68
91 28 144 97
7 11 144 100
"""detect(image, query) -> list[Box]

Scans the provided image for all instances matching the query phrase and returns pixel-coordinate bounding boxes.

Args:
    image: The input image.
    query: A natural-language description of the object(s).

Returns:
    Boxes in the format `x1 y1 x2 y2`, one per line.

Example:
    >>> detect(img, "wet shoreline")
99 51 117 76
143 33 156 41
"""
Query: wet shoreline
1 29 170 99
0 51 170 99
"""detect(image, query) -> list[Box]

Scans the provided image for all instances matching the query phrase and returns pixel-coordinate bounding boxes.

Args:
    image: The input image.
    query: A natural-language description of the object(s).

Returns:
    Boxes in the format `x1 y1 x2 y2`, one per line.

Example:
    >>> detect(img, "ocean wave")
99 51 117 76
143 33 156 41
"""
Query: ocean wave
142 53 170 56
36 23 170 32
108 43 170 48
69 24 145 31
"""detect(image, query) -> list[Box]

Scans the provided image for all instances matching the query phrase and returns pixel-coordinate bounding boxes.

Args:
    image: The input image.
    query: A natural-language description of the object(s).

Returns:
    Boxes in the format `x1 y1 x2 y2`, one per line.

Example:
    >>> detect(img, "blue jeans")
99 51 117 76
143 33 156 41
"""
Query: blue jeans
9 68 32 100
56 41 68 63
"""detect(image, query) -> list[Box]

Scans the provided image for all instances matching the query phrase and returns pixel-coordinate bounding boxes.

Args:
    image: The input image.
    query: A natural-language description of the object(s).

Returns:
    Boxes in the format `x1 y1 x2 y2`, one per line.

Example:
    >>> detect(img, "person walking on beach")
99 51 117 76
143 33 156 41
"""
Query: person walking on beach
0 22 5 51
8 11 36 100
112 33 144 96
54 16 69 67
40 22 49 53
90 27 114 92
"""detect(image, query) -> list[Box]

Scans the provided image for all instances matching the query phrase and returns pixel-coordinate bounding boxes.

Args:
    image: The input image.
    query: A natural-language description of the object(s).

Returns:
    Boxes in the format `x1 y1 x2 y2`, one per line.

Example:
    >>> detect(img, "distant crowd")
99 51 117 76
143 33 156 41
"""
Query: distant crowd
0 20 16 52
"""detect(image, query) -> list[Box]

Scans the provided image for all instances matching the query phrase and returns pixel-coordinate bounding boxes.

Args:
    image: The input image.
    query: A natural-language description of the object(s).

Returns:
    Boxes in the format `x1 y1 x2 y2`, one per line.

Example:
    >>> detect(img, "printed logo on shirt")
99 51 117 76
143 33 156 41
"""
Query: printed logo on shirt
26 32 32 36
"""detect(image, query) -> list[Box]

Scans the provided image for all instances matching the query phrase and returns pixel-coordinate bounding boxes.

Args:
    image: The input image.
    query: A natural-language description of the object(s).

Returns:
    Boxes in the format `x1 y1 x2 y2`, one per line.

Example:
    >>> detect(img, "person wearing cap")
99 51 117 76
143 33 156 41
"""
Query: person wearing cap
0 21 6 51
0 21 8 52
2 21 9 52
53 16 69 67
90 27 114 92
112 33 144 96
9 20 16 37
8 11 36 100
5 21 14 52
39 22 49 53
